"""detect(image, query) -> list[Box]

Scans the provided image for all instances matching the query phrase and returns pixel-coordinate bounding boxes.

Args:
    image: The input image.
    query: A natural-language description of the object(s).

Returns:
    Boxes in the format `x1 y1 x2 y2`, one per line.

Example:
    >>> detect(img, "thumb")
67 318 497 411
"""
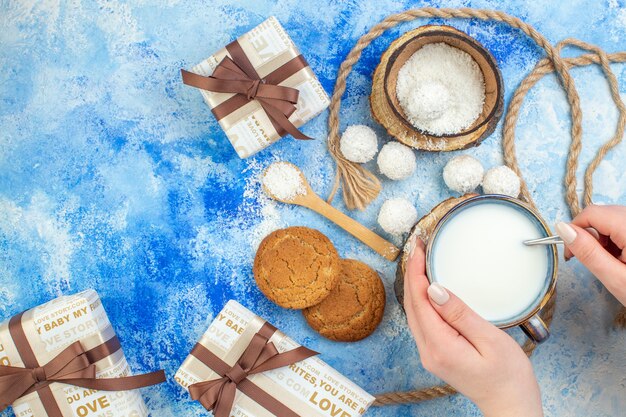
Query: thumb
555 222 626 294
427 282 499 349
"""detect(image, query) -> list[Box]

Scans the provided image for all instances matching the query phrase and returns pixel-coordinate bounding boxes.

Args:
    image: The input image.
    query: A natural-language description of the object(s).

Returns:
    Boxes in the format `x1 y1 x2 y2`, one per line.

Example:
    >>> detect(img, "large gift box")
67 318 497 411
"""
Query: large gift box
181 16 330 159
0 290 165 417
175 300 374 417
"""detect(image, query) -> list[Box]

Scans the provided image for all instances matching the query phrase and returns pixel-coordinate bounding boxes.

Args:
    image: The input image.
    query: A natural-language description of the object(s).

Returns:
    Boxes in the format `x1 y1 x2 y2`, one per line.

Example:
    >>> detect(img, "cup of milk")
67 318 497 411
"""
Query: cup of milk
426 194 557 343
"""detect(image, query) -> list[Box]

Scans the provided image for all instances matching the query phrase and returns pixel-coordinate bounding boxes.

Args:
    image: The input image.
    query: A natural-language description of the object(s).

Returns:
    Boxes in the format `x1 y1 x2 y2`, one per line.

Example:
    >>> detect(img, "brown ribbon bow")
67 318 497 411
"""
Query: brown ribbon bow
189 322 317 417
0 340 166 412
181 40 313 140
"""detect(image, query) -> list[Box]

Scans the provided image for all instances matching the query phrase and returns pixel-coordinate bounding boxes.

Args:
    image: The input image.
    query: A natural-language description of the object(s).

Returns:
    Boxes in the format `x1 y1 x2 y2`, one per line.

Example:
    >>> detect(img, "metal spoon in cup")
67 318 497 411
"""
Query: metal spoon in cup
523 227 599 246
523 235 564 246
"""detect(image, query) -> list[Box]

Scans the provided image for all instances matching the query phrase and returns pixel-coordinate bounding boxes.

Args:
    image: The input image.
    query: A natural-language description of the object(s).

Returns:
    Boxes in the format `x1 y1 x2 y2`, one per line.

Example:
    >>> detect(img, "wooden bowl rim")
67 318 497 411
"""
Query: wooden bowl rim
382 24 503 139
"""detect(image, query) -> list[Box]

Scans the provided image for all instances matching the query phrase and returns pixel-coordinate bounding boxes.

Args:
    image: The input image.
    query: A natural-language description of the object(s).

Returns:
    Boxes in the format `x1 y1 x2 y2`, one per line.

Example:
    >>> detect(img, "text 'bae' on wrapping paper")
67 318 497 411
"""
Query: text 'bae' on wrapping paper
175 300 374 417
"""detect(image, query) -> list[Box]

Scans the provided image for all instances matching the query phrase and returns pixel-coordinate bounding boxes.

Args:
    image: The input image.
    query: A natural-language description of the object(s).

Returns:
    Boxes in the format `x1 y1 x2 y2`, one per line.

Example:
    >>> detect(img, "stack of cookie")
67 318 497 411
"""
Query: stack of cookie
254 226 386 342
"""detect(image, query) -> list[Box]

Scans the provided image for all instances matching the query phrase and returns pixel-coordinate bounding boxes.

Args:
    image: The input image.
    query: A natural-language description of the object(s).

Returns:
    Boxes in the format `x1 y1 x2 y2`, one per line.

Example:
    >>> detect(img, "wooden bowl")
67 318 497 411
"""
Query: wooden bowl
371 25 504 151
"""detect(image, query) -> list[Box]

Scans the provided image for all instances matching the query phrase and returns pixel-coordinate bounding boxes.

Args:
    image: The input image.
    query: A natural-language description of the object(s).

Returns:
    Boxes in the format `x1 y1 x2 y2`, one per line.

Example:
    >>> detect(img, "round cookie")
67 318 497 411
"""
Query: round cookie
303 259 386 342
254 226 341 309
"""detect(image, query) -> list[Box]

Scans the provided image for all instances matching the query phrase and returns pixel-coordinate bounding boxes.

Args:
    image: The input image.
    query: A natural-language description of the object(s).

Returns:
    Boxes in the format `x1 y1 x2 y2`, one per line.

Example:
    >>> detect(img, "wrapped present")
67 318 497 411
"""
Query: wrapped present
0 290 165 417
181 16 330 159
175 300 374 417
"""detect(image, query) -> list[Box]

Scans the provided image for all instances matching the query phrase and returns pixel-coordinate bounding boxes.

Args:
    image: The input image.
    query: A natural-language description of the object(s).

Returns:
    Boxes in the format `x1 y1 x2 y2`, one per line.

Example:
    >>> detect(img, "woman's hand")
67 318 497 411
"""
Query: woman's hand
404 237 543 417
555 205 626 306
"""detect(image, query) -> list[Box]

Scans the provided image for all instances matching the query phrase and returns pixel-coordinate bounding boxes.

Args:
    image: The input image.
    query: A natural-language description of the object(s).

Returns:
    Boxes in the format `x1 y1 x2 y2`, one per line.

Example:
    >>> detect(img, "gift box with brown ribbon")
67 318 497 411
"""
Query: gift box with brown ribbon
181 16 330 159
175 300 374 417
0 290 165 417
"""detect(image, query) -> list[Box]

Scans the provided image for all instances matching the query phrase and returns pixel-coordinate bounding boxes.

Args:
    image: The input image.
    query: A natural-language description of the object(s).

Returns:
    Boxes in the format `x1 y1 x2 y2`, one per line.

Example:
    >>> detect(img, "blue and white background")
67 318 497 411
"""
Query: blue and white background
1 0 626 416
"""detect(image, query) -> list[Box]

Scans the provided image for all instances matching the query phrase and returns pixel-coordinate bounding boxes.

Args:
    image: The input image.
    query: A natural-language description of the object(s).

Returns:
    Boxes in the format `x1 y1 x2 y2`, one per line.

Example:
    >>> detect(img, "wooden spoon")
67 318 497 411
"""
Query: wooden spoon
262 162 400 261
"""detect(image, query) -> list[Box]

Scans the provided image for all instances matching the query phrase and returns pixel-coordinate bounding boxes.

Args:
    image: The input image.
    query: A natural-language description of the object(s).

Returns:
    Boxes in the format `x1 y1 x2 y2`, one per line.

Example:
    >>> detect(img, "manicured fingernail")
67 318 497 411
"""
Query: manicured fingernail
555 222 577 244
427 283 450 305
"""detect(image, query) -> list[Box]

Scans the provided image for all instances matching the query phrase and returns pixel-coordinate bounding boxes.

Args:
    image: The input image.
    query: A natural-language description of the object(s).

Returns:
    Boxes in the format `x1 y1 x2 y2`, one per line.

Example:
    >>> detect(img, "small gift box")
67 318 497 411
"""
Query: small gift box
175 300 374 417
181 16 330 159
0 290 165 417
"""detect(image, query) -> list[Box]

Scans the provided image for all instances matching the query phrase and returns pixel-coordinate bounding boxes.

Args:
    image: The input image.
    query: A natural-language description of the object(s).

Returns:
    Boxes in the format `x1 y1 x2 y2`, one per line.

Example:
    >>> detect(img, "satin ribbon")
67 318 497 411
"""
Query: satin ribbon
0 341 165 412
2 310 165 417
189 322 317 417
181 40 313 140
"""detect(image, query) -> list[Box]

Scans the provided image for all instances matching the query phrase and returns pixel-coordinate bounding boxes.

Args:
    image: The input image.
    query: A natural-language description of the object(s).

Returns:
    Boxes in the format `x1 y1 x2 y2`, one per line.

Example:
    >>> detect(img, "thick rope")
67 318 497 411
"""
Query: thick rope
324 7 626 406
327 7 583 212
502 40 626 327
503 40 626 216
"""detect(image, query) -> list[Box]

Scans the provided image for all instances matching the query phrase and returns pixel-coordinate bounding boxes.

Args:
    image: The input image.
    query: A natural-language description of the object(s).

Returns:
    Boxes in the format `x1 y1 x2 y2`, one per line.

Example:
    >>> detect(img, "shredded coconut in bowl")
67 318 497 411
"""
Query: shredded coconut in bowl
262 162 305 201
396 42 486 136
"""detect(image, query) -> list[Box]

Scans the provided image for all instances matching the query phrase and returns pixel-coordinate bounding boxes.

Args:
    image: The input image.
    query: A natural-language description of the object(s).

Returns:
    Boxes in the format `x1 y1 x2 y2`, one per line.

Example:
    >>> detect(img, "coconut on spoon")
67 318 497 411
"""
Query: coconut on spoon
262 162 400 261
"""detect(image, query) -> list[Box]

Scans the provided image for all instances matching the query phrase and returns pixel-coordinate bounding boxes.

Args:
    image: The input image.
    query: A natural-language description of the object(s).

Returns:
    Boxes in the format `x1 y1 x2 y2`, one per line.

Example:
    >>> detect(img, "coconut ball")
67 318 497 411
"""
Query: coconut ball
405 81 451 121
482 165 521 197
339 125 379 163
378 198 418 236
443 155 484 193
377 142 416 180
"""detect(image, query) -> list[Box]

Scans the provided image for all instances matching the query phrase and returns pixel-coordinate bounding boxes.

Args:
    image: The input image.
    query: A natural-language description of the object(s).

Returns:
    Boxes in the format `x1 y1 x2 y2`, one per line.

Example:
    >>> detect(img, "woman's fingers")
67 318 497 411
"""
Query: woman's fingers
570 205 626 250
566 205 626 261
556 222 626 297
404 239 444 344
405 236 427 283
404 238 476 355
427 283 501 352
401 233 544 416
563 227 602 260
403 242 425 349
565 232 624 261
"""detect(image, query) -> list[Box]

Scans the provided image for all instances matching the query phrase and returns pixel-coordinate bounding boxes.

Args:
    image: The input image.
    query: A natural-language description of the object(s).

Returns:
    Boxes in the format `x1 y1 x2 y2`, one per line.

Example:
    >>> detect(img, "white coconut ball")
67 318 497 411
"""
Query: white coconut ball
443 155 484 193
377 142 416 180
406 81 451 121
482 165 521 197
378 198 418 236
339 125 379 163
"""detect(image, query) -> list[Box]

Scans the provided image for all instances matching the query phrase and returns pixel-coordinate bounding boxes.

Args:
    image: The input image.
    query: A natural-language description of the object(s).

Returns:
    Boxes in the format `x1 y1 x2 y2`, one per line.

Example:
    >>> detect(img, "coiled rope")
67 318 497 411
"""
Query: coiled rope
323 7 626 406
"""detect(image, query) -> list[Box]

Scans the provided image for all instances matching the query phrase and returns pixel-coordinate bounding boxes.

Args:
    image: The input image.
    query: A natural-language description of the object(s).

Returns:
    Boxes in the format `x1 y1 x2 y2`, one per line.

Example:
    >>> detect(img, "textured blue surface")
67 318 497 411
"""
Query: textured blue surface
1 1 626 416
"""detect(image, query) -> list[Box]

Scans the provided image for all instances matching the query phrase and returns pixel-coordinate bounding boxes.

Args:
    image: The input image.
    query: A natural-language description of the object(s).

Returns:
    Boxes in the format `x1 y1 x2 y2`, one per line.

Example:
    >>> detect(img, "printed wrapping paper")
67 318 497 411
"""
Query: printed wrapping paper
175 300 374 417
184 16 330 159
0 290 154 417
